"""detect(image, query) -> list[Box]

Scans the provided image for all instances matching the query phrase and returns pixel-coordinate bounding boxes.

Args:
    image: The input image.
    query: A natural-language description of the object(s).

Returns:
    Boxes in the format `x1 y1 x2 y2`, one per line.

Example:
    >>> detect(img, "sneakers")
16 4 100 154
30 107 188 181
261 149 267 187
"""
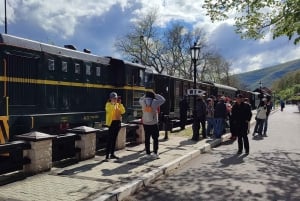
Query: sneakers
110 154 120 159
152 153 160 159
144 154 152 159
144 153 160 159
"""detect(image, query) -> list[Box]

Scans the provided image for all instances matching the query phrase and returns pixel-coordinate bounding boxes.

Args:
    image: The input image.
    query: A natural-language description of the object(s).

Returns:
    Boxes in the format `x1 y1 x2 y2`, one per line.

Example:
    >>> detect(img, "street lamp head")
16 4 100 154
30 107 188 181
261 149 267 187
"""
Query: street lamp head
190 42 200 61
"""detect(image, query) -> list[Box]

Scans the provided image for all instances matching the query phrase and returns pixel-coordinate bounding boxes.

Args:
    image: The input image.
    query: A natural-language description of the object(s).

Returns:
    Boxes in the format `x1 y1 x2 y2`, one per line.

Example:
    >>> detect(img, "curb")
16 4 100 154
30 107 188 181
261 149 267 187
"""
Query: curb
93 109 278 201
93 134 230 201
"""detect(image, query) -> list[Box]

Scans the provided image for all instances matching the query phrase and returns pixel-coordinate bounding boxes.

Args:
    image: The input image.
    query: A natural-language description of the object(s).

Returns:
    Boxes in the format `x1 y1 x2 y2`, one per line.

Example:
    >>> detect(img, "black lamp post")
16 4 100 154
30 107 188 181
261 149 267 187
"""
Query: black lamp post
139 35 144 64
190 42 200 141
4 0 8 34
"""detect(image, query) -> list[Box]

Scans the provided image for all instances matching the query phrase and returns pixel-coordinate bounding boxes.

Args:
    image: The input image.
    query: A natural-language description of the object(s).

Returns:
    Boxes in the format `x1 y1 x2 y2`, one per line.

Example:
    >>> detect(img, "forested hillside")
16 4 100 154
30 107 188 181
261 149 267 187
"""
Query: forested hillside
235 59 300 90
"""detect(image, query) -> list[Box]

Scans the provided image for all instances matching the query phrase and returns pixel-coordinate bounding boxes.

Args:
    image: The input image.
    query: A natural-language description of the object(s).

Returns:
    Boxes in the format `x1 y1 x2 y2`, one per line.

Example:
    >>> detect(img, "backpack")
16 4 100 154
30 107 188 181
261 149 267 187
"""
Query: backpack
143 100 156 123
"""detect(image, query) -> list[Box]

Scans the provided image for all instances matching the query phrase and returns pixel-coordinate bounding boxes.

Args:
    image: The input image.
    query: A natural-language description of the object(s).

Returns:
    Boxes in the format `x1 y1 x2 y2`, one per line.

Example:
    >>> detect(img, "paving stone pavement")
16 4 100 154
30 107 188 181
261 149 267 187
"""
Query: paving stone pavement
0 109 265 201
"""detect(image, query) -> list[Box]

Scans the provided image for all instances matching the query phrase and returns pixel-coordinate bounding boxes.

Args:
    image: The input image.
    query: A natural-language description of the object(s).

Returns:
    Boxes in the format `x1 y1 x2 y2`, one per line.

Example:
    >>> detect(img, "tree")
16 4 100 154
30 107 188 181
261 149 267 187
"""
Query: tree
203 0 300 44
114 10 234 83
114 10 166 74
201 52 233 84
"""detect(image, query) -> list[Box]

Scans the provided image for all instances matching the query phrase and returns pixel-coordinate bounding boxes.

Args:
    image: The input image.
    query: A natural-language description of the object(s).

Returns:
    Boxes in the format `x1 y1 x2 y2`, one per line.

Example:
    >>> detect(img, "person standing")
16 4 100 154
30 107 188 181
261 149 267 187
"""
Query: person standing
263 98 272 136
179 95 189 130
206 98 214 138
253 100 267 136
192 95 207 140
231 94 252 155
105 92 126 161
139 91 165 159
280 99 285 111
213 96 227 139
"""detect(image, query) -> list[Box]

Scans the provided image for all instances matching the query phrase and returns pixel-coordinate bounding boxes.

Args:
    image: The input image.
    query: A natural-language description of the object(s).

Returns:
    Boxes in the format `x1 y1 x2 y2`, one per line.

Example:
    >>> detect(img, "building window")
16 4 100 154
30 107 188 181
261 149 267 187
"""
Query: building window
62 61 68 72
75 63 80 74
48 59 55 71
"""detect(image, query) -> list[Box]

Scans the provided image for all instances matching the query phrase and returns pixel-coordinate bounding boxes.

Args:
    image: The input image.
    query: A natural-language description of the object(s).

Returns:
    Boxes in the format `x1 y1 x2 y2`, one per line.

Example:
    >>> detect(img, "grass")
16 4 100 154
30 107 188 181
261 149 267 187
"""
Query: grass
159 125 195 139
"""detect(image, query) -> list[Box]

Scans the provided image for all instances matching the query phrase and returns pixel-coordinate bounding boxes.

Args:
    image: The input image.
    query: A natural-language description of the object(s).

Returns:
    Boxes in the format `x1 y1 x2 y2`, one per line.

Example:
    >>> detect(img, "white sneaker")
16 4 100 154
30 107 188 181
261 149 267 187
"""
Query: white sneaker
152 153 160 159
144 154 152 159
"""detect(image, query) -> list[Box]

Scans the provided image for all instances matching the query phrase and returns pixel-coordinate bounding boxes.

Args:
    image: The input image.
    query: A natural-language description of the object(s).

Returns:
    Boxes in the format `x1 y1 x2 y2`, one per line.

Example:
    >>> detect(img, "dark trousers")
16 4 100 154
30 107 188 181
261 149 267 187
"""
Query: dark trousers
106 120 121 158
193 117 206 139
254 118 265 134
180 113 187 129
143 124 159 154
238 134 249 153
236 122 249 153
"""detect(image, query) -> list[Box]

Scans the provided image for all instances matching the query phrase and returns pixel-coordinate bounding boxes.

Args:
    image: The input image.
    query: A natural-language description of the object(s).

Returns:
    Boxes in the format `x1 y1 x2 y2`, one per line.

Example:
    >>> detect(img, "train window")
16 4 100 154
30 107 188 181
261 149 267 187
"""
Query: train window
75 63 80 74
85 63 91 75
139 70 144 85
96 66 101 77
48 59 55 71
62 61 68 72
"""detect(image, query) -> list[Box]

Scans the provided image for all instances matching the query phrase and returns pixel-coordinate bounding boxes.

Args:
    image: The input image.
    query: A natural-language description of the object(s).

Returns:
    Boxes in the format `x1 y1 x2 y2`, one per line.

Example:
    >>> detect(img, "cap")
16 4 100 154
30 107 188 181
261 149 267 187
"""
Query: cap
262 97 267 101
109 92 118 99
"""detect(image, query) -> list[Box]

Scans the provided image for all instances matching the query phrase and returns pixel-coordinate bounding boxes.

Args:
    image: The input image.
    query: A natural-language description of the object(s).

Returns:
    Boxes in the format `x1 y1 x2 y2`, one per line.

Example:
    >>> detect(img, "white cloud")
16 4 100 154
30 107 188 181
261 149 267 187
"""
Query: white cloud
0 0 299 73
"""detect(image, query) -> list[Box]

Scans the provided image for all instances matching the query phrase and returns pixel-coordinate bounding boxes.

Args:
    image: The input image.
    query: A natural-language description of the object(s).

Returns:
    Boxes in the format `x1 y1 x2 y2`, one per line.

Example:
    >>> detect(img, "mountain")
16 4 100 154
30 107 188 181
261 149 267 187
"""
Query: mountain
235 58 300 90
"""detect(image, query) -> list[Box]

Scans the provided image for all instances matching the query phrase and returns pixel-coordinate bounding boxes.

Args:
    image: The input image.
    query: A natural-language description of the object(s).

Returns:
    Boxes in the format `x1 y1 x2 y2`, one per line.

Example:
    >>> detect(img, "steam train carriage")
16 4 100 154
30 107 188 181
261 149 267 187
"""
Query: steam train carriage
0 34 149 142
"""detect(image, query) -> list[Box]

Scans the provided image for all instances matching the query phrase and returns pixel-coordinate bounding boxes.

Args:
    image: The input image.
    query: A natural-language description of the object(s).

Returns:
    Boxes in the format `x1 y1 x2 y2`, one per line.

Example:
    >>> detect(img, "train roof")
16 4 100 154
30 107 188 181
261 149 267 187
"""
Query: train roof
123 60 146 69
0 34 110 65
213 83 238 91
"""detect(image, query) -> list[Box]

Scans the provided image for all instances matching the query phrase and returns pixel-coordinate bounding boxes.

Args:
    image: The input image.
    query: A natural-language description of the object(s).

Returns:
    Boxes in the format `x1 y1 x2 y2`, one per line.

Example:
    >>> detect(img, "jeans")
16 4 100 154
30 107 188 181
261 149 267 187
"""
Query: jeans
263 115 269 134
254 118 265 134
214 118 224 138
206 117 214 136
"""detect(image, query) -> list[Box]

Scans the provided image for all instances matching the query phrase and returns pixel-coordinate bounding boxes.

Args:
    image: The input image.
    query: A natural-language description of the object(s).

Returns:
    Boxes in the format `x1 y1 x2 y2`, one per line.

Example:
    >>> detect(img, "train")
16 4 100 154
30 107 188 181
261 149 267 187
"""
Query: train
0 33 262 143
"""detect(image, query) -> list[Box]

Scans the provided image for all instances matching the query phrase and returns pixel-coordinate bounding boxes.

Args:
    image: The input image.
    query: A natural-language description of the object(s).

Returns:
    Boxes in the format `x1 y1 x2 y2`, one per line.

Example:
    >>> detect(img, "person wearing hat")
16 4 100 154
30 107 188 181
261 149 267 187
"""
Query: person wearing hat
231 94 252 155
213 95 227 139
104 92 126 161
179 95 189 130
192 95 207 140
206 97 214 137
139 91 165 159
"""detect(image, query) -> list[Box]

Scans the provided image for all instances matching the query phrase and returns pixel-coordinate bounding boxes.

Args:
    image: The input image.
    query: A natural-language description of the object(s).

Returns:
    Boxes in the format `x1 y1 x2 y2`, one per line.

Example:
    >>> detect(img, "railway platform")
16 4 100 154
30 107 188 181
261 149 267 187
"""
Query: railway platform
0 109 273 201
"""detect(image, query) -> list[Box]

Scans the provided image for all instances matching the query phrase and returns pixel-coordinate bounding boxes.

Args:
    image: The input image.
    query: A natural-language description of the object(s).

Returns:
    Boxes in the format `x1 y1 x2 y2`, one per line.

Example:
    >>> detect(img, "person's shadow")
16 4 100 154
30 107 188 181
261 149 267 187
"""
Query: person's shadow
219 153 248 168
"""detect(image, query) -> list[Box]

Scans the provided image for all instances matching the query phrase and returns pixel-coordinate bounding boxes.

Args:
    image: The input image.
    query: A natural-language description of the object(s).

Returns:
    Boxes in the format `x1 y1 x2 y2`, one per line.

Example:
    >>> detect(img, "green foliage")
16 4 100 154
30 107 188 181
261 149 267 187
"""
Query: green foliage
272 69 300 91
273 70 300 101
203 0 300 44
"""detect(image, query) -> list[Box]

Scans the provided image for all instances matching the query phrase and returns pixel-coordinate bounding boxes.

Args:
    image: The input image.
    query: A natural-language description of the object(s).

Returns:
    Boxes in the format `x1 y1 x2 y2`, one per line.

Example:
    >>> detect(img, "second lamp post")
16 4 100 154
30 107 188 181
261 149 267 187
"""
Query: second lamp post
190 43 201 141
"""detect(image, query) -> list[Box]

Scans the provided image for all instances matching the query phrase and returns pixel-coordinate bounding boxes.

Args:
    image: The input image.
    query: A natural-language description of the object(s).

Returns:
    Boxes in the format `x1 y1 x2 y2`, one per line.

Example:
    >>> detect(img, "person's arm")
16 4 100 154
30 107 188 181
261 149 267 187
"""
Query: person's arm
139 95 146 106
118 103 126 114
154 94 166 105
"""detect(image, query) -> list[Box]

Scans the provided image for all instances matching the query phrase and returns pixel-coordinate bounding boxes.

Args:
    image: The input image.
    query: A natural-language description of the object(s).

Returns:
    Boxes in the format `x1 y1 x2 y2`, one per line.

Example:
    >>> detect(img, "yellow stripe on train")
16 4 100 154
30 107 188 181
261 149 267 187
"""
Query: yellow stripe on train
0 116 9 144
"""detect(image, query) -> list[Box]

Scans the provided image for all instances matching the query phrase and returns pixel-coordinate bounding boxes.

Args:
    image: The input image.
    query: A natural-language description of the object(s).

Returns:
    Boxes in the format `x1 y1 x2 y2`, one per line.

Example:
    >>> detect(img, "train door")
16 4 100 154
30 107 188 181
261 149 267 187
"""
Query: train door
153 74 170 116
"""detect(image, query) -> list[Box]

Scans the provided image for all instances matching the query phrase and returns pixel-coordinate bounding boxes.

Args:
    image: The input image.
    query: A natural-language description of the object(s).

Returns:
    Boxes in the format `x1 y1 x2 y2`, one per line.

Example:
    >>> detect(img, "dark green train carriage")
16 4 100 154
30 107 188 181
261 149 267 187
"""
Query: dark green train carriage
0 34 148 141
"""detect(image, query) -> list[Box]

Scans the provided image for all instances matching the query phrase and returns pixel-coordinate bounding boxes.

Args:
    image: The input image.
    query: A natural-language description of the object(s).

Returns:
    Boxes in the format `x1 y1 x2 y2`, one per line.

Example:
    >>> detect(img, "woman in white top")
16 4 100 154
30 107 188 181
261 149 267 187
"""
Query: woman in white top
253 99 267 136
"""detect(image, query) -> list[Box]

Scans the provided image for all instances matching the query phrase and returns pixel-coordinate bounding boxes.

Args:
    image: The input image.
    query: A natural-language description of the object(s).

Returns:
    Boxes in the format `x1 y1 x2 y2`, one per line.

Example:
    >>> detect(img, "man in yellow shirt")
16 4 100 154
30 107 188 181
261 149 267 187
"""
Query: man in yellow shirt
105 92 125 161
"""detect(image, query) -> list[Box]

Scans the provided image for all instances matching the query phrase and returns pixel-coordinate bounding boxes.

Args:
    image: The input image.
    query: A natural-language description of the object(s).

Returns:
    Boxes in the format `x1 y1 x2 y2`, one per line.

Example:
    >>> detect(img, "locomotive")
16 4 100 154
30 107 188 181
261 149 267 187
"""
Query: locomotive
0 33 260 143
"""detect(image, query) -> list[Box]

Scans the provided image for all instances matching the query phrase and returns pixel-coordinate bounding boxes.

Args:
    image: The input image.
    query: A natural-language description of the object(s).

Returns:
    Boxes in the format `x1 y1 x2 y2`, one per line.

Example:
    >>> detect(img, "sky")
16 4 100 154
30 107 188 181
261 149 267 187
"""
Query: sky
0 0 299 74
